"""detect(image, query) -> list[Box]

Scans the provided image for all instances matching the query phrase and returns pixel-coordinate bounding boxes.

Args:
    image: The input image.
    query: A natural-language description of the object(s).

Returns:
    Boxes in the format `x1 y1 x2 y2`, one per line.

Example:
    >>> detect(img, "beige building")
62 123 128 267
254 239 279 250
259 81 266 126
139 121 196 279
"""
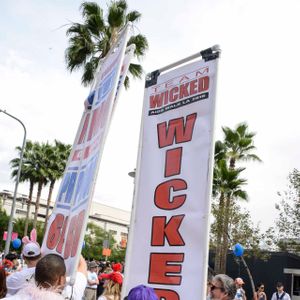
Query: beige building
0 190 130 246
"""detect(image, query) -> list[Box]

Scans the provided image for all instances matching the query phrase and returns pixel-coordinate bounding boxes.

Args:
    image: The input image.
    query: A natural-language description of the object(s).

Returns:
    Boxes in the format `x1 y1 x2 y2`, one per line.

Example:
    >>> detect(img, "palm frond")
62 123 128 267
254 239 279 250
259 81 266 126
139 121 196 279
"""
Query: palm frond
126 10 141 23
127 34 148 58
128 63 143 78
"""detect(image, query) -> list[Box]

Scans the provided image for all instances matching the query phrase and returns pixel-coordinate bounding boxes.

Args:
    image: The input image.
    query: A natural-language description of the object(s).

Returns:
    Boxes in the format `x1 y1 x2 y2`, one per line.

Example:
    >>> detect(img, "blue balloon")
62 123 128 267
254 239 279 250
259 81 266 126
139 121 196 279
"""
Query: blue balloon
12 238 22 249
233 243 244 257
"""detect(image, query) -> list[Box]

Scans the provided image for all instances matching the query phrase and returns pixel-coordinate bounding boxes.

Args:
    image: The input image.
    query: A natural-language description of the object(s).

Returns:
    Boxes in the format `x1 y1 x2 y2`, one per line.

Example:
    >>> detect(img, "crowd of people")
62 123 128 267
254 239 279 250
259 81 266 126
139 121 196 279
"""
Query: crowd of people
0 230 293 300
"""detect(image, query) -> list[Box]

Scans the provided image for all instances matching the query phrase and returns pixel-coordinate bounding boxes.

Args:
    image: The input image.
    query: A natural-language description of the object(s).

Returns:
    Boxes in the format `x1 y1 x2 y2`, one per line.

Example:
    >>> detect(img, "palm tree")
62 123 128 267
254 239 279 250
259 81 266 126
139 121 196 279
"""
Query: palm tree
44 141 71 233
32 142 49 229
213 159 248 273
65 1 148 87
10 140 38 236
222 122 262 169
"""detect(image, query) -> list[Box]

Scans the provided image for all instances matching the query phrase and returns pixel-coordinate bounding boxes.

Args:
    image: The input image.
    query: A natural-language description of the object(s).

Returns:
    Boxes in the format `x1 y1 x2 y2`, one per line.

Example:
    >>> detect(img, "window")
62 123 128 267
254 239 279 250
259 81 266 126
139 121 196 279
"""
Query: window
293 275 300 296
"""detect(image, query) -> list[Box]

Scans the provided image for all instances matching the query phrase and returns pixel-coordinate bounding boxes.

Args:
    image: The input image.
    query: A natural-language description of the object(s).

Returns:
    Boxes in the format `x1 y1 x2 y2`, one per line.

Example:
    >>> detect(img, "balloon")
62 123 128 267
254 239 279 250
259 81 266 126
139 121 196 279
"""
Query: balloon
233 243 244 257
12 238 22 249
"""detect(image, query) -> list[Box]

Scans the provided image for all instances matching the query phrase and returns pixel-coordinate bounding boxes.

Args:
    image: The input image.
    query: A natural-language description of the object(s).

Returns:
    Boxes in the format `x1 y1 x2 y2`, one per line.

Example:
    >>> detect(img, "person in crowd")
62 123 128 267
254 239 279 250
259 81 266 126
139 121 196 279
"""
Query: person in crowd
210 274 237 300
253 283 267 300
3 253 87 300
271 282 291 300
6 237 42 295
112 263 123 277
235 277 247 300
85 261 99 300
98 272 122 300
124 285 158 300
0 268 7 299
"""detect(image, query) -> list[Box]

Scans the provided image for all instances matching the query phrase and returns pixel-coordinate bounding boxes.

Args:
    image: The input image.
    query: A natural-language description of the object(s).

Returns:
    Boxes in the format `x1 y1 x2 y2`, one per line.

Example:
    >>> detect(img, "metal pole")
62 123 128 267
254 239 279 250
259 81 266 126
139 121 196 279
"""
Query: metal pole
0 109 27 255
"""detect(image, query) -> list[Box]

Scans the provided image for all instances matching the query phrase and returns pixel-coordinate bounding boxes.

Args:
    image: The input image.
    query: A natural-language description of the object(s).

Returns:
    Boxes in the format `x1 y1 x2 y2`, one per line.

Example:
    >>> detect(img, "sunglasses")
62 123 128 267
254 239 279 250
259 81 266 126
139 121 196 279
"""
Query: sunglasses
211 284 225 292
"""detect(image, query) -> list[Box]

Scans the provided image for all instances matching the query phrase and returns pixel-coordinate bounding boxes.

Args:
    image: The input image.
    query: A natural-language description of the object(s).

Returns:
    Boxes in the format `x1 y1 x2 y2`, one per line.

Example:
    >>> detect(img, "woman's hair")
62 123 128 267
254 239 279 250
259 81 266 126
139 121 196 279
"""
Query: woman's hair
127 285 158 300
102 280 121 300
256 282 264 291
35 254 66 288
213 274 236 299
0 268 7 298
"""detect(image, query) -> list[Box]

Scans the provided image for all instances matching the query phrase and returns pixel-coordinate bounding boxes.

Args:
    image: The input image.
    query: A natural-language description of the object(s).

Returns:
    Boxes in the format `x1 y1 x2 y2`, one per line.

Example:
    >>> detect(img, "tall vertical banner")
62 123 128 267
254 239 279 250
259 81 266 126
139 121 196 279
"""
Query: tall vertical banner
41 24 132 281
123 49 220 300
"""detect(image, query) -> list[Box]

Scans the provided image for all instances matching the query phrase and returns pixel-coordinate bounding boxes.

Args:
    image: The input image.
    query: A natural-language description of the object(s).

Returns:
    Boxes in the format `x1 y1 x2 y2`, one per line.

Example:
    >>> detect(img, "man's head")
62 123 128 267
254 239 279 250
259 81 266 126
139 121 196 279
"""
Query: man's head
22 242 41 266
88 261 98 272
276 282 284 293
210 274 236 300
235 277 244 288
35 254 66 290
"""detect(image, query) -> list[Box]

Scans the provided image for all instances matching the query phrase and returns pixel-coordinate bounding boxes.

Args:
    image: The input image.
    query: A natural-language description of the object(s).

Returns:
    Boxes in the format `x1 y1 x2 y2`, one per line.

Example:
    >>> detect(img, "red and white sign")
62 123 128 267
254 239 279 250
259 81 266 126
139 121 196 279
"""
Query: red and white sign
41 25 132 281
123 56 219 300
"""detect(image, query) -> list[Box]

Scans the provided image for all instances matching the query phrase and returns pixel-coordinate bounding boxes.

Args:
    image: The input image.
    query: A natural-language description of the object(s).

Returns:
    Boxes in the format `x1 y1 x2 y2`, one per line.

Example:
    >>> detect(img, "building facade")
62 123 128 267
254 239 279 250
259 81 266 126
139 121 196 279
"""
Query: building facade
0 190 130 246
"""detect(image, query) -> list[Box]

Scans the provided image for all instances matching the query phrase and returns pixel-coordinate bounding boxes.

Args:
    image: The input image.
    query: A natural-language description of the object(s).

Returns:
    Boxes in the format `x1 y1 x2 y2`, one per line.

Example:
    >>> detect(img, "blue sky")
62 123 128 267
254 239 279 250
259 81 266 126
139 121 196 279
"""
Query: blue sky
1 0 300 231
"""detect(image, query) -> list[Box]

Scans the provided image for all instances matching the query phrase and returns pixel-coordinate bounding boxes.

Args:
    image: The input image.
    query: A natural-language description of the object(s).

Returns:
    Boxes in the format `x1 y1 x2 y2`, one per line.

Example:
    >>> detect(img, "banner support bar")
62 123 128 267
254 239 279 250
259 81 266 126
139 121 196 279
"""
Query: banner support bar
145 44 220 87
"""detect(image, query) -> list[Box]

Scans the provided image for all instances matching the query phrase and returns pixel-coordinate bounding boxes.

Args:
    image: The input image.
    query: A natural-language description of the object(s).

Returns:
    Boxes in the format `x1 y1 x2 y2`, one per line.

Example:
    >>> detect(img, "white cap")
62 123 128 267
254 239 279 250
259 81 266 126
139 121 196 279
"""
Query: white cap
22 242 41 258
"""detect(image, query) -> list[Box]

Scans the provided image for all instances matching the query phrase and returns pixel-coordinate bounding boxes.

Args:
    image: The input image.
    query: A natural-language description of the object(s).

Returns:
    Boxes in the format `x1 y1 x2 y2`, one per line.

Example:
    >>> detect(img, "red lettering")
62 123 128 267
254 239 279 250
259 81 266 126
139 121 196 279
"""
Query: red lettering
56 216 69 254
165 147 182 177
189 79 197 95
198 76 209 92
78 113 90 144
169 87 179 102
64 215 77 259
46 214 64 249
71 210 85 257
148 253 184 285
88 105 102 141
157 113 197 148
179 83 189 99
150 94 164 108
155 289 180 300
151 215 185 246
154 179 187 210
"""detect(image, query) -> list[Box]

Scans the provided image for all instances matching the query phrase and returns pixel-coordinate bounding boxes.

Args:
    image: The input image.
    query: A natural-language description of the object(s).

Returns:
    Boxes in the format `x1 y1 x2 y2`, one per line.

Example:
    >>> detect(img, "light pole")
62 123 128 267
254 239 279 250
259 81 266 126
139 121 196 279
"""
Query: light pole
0 109 27 255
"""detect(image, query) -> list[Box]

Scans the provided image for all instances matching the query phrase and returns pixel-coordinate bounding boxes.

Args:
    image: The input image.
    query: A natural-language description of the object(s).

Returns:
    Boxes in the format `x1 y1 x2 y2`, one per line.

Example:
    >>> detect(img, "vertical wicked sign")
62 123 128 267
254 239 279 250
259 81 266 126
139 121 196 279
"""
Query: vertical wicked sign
41 25 132 281
123 47 220 300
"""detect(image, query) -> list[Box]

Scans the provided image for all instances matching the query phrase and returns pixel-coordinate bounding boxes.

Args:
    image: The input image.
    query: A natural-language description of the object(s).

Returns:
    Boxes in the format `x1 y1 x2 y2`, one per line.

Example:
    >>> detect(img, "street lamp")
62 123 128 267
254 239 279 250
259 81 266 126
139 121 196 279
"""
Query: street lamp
0 109 27 255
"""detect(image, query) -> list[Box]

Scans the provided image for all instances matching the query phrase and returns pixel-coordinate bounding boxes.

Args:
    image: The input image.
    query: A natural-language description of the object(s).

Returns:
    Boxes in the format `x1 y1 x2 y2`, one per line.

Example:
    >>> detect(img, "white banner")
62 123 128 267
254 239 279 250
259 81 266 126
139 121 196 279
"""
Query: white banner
41 24 131 281
123 54 219 300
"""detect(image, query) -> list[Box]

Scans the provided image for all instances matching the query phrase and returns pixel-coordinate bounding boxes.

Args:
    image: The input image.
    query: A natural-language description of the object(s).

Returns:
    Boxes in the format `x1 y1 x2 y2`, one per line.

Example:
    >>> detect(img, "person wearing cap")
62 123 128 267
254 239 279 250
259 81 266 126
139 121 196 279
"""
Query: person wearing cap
234 278 247 300
210 274 236 300
84 261 99 300
6 241 41 296
98 272 123 300
271 282 291 300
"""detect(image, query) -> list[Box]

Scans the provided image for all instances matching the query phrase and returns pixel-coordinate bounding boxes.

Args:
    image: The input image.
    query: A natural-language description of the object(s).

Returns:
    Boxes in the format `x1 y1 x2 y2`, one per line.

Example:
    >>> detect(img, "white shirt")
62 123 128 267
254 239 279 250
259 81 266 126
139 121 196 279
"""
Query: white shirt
87 271 98 289
6 267 35 296
271 291 291 300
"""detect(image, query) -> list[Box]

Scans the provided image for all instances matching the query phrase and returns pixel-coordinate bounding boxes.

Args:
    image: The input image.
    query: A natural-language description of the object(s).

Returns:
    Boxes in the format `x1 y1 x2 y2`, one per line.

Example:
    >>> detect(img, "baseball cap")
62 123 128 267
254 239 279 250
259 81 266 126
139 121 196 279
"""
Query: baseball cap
22 242 41 258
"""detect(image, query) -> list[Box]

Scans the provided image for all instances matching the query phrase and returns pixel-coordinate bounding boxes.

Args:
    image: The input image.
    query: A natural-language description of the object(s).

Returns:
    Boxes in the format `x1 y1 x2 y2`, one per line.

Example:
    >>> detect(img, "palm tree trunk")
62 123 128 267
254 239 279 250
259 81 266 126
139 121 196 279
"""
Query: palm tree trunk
44 180 55 234
33 181 43 229
214 193 225 273
219 197 231 273
24 181 34 236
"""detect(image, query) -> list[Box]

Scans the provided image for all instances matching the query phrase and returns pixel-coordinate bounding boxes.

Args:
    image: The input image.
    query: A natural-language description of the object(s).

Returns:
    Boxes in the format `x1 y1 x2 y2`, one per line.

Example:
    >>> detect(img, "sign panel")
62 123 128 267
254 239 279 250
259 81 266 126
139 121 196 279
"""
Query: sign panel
41 25 131 280
123 55 219 300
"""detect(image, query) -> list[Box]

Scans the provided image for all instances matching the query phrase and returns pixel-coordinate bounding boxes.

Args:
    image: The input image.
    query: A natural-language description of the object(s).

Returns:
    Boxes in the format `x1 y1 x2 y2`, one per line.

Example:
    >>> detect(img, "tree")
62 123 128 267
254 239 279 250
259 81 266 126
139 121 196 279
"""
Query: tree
65 1 148 87
275 169 300 253
212 122 261 273
31 142 49 229
212 159 248 273
10 140 38 236
43 141 71 233
222 122 261 169
82 222 116 260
